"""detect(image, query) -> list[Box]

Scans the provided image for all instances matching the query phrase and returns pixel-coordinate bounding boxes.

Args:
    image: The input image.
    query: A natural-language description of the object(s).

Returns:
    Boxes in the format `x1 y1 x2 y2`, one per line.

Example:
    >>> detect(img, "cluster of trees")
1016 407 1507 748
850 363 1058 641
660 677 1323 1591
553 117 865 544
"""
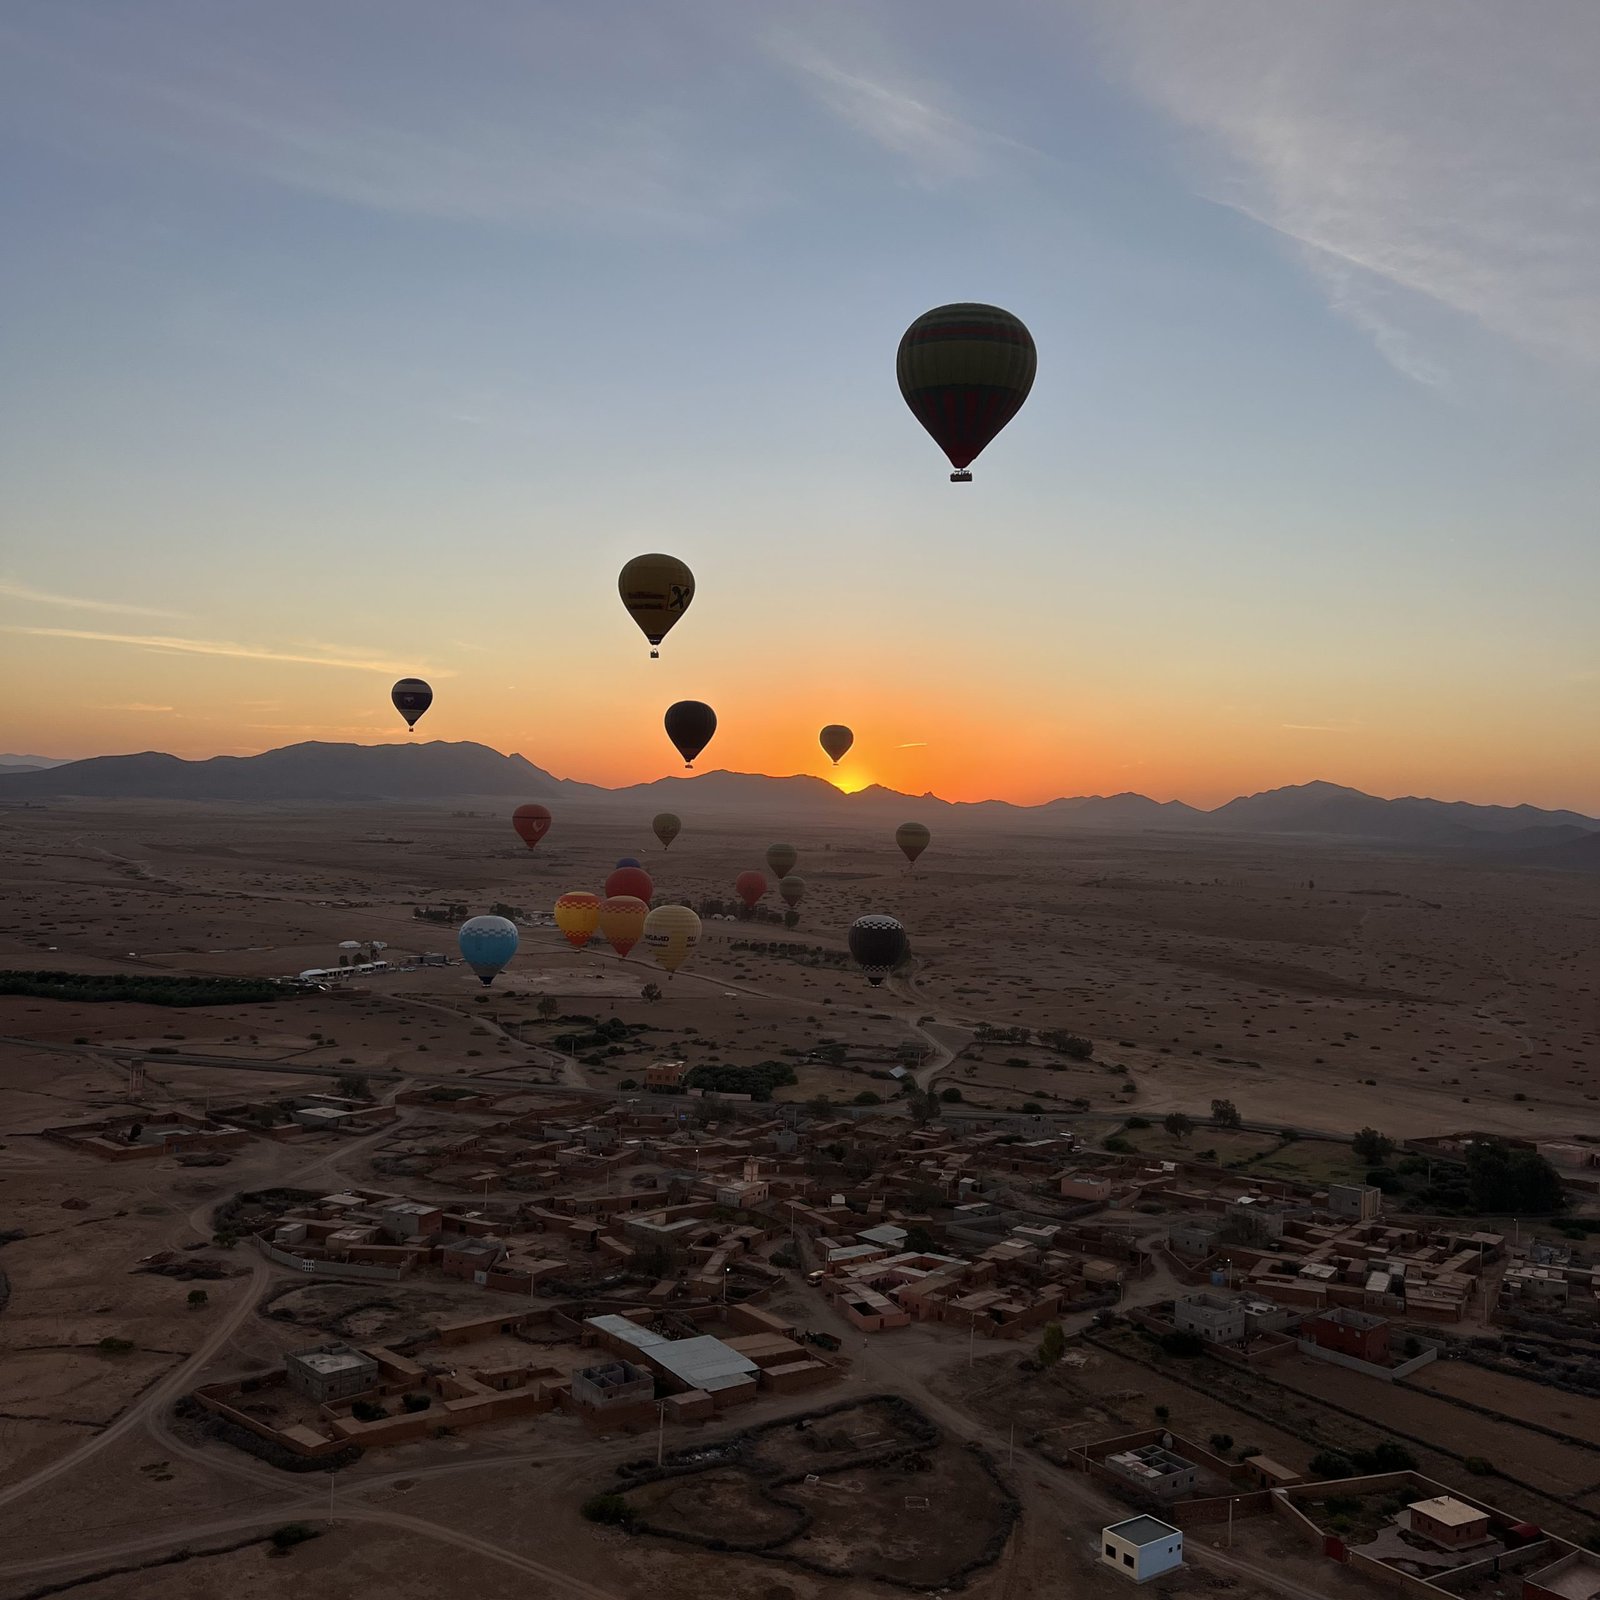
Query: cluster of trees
727 939 853 968
971 1023 1094 1059
0 971 283 1006
1353 1129 1564 1215
684 1061 798 1101
551 1015 639 1054
698 896 787 924
412 903 468 923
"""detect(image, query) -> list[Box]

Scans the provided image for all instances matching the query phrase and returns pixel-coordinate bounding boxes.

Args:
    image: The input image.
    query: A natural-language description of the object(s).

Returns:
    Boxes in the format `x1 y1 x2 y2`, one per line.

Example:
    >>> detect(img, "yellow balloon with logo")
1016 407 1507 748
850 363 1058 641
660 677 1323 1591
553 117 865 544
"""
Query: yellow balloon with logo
618 553 695 658
643 904 702 976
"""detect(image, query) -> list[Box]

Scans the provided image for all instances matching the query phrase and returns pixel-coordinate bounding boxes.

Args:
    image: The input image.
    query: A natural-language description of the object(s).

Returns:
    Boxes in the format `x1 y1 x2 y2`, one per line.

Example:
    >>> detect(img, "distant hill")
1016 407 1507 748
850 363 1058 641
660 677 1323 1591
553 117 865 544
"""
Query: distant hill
0 742 1595 857
0 753 69 770
1507 829 1600 873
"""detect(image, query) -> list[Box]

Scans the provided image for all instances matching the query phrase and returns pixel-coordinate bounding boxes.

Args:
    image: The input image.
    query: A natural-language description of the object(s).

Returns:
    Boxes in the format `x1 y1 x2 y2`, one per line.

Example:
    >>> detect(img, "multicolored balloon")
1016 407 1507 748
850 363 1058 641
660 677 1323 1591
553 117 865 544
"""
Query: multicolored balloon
512 804 552 850
458 914 519 986
606 865 654 902
391 677 432 733
554 891 600 950
766 843 798 879
598 894 649 959
896 821 931 868
619 553 695 658
897 303 1036 482
643 904 701 976
848 913 908 987
779 875 805 909
735 870 767 910
653 812 682 850
664 700 717 768
819 725 854 765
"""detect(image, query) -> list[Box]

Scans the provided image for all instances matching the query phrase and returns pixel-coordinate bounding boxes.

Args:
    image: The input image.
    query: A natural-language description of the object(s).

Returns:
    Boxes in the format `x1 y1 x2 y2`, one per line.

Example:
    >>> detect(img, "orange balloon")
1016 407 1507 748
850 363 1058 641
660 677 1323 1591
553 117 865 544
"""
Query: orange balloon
598 894 649 959
554 891 600 950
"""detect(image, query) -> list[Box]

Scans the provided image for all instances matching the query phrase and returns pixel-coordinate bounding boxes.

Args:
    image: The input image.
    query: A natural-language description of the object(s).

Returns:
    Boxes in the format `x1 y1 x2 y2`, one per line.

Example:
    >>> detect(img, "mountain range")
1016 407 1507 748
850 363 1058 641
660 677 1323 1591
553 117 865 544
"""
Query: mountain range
1 741 1596 859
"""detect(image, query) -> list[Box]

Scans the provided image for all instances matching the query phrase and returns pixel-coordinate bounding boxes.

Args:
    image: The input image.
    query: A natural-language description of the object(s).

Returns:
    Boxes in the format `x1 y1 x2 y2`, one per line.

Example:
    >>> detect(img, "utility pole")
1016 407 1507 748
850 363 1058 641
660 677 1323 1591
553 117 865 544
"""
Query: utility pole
656 1399 666 1467
1227 1497 1234 1548
968 1319 976 1368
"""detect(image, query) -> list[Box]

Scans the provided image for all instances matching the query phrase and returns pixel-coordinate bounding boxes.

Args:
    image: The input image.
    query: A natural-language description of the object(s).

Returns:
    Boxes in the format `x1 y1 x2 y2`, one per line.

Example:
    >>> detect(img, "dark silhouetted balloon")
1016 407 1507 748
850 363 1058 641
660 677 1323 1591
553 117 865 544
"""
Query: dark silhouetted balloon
606 865 654 902
653 812 682 850
735 870 767 910
391 678 432 732
766 843 797 879
779 874 805 909
896 821 931 868
819 725 854 764
665 700 716 768
512 804 552 849
619 554 695 658
849 913 908 987
458 914 518 986
897 304 1036 482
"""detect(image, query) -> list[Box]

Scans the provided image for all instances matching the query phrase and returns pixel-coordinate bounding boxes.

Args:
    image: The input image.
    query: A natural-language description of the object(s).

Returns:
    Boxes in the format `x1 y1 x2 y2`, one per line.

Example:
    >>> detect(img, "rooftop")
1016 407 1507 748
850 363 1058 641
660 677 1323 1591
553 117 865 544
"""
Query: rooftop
1409 1496 1487 1528
1106 1515 1182 1547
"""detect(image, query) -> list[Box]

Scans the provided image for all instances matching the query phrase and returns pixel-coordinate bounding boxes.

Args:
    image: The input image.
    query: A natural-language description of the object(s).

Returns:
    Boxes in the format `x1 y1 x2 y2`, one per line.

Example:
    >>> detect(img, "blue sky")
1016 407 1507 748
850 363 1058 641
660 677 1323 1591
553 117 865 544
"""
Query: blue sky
2 1 1597 807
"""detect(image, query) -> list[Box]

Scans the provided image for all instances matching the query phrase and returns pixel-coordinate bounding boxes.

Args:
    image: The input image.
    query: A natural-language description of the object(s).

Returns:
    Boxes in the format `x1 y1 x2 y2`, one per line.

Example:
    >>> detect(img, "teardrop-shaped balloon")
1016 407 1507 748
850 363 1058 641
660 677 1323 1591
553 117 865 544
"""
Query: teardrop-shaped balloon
554 891 600 950
606 865 654 902
391 678 432 732
779 874 805 909
849 913 908 987
766 843 798 880
897 304 1036 482
643 904 701 976
896 821 931 868
819 725 854 765
598 894 649 959
458 914 519 986
653 812 682 850
735 870 767 911
512 804 552 849
664 701 716 768
619 554 695 658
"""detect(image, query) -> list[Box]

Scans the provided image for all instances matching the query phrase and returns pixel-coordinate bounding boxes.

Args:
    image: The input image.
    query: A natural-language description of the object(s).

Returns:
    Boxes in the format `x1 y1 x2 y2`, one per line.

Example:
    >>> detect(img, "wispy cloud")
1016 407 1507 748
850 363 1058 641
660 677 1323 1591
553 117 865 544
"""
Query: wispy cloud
896 741 929 748
0 579 184 619
98 702 176 713
1092 0 1600 379
768 32 1025 184
1282 722 1362 734
4 625 443 677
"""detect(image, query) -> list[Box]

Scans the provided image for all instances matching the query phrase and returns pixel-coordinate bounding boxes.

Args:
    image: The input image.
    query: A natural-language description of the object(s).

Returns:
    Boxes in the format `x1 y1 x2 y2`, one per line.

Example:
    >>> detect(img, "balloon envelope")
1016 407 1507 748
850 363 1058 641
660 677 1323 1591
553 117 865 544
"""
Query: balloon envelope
554 891 601 950
643 904 701 975
619 554 695 656
897 304 1036 476
616 857 641 868
458 914 519 986
766 843 798 879
779 874 805 909
819 725 854 764
849 913 908 987
606 865 654 902
512 804 552 849
391 677 433 729
653 812 682 850
896 821 931 867
735 870 767 910
664 700 717 768
598 894 649 959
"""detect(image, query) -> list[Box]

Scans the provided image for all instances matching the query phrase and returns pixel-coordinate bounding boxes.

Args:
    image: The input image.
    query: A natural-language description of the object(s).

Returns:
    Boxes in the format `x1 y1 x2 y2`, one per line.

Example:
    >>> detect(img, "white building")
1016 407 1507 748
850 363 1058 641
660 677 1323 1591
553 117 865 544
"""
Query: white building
1101 1516 1183 1582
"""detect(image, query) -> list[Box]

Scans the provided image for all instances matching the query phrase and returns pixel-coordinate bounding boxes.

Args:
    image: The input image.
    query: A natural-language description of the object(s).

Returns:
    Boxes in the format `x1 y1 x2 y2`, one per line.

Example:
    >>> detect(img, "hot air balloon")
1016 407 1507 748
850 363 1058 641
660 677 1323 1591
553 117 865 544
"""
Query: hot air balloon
735 870 767 911
458 914 519 986
554 891 600 950
849 913 908 987
819 725 854 765
616 857 641 868
512 804 552 850
897 303 1036 482
664 700 716 768
779 874 805 909
653 812 682 850
391 677 432 732
619 554 695 658
766 843 798 880
598 894 648 959
606 865 654 902
643 904 701 976
896 821 931 868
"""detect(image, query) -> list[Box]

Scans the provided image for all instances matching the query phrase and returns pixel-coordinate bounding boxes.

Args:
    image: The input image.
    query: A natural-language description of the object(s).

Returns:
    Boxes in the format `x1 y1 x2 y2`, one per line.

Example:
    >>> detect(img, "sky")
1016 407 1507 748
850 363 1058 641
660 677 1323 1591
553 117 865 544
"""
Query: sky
2 0 1598 809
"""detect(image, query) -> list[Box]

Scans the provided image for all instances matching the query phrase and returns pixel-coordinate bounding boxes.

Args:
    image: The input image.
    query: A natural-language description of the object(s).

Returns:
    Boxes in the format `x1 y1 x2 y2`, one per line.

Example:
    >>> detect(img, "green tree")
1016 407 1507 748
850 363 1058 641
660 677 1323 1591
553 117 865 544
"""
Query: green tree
186 1288 208 1309
1352 1127 1393 1164
1163 1111 1195 1143
939 1086 963 1103
640 983 663 1003
336 1073 371 1100
1210 1098 1242 1129
537 996 558 1021
1037 1322 1066 1366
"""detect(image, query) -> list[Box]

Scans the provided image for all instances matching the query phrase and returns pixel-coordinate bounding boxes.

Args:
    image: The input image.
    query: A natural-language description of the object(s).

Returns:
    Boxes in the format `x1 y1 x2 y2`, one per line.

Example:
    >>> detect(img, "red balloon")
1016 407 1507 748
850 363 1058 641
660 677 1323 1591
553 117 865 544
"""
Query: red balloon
512 804 552 849
605 865 654 902
735 870 767 910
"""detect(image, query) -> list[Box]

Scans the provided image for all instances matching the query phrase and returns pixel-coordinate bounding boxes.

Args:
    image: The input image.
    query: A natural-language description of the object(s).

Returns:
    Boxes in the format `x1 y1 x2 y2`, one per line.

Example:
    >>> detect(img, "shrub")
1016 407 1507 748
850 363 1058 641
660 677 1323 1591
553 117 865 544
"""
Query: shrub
852 1090 881 1105
1154 1405 1169 1422
582 1494 634 1527
1464 1456 1495 1476
1103 1135 1134 1154
402 1392 432 1413
350 1399 386 1422
1209 1433 1234 1454
939 1086 963 1102
97 1337 135 1355
186 1288 208 1308
1309 1451 1353 1478
270 1523 320 1551
1124 1115 1151 1129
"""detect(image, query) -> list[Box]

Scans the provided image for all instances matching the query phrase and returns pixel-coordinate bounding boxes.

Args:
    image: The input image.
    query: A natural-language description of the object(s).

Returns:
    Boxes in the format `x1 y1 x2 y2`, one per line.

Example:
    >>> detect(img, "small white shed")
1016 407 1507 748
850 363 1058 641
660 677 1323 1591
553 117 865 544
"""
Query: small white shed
1101 1515 1183 1582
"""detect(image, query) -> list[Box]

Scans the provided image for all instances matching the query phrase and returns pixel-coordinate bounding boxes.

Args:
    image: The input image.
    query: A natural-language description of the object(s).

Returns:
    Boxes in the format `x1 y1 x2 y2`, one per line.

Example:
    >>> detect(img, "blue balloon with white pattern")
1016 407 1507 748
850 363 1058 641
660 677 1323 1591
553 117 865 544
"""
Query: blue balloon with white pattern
457 915 519 986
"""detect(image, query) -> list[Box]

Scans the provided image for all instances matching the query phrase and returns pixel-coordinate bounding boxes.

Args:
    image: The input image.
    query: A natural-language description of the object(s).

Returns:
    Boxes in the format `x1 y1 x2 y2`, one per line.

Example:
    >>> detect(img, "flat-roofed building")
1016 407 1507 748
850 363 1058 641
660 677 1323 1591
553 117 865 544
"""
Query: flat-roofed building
1407 1495 1491 1549
1104 1444 1199 1500
1327 1183 1383 1221
1173 1292 1246 1345
1303 1307 1390 1364
285 1342 378 1403
1101 1516 1183 1582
